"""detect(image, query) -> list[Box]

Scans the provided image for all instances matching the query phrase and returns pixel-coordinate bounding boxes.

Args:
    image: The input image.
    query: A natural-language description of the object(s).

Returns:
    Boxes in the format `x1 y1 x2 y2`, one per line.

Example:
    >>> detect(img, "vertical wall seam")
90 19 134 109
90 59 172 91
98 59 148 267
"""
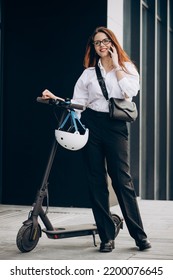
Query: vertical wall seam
139 0 143 198
166 0 170 199
154 0 158 200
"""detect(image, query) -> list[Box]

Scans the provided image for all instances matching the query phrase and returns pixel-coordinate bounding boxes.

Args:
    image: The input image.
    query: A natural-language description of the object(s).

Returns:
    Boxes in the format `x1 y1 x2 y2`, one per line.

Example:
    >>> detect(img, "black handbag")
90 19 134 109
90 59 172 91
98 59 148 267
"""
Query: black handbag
95 64 138 122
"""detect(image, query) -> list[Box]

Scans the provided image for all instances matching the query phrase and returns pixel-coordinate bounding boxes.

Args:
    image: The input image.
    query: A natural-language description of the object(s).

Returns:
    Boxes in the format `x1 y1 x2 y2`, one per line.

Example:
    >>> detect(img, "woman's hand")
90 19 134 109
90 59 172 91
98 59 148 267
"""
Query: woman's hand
42 89 57 100
108 45 119 68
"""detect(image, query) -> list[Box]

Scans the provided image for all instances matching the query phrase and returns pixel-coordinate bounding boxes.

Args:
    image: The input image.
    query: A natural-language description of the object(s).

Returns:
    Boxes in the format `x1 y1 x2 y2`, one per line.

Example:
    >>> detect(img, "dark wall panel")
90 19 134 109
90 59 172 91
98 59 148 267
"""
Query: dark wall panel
2 0 107 206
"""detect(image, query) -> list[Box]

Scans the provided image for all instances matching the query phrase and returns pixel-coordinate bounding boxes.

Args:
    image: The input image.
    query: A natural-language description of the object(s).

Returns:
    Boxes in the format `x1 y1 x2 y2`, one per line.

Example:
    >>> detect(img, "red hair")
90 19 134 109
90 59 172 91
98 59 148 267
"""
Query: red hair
83 26 132 71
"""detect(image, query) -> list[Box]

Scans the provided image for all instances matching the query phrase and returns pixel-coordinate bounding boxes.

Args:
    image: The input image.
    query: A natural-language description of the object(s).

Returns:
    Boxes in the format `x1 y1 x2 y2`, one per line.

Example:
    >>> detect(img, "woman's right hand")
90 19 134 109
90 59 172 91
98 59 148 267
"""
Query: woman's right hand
42 89 57 100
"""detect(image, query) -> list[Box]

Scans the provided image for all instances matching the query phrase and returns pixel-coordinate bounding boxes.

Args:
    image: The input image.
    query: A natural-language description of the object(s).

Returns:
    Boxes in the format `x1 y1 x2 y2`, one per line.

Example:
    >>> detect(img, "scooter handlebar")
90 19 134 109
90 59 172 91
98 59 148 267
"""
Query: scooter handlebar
36 97 51 104
36 97 85 110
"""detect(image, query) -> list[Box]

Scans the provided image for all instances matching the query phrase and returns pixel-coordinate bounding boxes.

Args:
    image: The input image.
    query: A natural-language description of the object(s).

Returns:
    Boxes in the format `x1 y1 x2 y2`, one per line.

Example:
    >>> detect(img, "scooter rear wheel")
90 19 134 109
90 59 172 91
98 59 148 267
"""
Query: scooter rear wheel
111 214 123 237
16 224 41 252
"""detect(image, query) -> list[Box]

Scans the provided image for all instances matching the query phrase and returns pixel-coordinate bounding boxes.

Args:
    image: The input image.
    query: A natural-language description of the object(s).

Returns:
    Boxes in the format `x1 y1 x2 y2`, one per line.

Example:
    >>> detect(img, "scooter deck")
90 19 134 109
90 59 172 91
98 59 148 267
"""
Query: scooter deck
42 224 98 239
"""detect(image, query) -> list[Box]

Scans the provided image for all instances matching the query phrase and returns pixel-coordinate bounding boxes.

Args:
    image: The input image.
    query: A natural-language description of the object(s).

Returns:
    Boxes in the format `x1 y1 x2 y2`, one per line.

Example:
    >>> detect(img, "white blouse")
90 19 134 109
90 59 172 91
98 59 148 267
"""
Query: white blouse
72 60 140 113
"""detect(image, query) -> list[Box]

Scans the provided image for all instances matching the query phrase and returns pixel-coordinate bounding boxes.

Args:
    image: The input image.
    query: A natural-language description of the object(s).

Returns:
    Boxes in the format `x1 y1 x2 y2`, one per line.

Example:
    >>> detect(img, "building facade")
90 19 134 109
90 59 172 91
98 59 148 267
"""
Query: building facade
122 0 173 200
0 0 172 207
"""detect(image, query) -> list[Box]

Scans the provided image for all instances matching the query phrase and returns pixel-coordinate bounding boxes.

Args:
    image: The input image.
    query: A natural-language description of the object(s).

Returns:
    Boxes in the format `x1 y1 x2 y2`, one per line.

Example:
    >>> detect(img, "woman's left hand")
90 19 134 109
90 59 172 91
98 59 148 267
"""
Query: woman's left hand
42 89 57 99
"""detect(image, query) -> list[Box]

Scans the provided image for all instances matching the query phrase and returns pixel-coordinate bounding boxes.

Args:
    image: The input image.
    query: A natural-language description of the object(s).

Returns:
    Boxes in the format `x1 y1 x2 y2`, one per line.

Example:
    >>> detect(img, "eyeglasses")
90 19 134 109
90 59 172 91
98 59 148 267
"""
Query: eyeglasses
93 38 111 47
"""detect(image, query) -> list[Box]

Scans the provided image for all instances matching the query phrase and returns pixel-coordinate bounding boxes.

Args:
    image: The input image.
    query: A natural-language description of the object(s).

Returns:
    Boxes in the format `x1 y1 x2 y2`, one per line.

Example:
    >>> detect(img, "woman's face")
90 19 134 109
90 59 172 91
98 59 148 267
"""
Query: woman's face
93 32 112 58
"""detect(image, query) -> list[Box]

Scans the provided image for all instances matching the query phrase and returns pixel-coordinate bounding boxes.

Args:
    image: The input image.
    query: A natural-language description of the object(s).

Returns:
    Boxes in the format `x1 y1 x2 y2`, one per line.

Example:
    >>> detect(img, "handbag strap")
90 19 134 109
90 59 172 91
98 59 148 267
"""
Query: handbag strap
95 64 109 100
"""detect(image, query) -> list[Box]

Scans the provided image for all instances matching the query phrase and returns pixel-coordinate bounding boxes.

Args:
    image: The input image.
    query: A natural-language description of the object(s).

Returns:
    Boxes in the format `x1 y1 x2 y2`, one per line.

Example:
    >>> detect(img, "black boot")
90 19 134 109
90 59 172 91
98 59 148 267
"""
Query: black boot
99 240 115 252
135 239 151 251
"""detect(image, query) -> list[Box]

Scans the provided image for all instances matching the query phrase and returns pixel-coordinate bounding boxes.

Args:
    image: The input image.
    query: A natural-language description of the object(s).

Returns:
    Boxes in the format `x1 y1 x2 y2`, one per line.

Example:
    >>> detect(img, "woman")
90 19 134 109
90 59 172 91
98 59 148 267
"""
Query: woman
42 26 151 253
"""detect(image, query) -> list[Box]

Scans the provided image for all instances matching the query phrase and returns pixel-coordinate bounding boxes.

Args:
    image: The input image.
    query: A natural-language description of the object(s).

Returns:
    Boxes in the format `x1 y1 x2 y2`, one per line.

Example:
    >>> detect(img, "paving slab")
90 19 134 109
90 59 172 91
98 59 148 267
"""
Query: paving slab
0 199 173 260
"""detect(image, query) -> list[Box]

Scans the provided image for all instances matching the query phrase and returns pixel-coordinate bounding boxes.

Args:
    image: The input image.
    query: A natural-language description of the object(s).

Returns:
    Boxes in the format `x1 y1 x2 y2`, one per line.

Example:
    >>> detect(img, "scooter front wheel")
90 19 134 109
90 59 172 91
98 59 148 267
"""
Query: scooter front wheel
16 224 41 252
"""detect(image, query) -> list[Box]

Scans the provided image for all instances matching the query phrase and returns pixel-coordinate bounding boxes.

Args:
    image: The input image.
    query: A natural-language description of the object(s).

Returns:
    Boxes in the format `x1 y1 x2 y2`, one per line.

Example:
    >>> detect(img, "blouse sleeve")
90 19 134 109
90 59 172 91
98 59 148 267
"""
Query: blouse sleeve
118 62 140 98
71 70 89 118
72 69 89 107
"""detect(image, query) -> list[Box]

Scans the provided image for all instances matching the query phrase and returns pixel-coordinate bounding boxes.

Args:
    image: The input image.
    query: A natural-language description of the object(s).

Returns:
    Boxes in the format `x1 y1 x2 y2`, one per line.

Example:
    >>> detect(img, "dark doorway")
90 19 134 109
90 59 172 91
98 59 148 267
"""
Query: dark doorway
2 0 107 206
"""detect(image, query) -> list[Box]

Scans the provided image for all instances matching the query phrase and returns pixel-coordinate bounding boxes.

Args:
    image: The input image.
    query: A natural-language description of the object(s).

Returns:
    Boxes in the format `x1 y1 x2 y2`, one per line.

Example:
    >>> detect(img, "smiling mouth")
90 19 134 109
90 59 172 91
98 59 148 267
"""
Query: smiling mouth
100 48 107 51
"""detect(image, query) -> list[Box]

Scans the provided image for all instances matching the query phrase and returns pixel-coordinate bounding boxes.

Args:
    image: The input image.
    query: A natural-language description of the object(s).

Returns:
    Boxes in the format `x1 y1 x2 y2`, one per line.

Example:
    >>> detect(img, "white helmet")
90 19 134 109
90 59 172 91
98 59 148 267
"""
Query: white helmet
55 110 89 151
55 129 89 151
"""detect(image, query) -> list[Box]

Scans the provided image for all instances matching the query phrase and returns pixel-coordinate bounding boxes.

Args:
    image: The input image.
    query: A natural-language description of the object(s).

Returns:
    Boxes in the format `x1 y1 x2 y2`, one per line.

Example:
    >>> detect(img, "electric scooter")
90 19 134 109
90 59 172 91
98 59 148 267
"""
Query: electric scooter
16 96 123 253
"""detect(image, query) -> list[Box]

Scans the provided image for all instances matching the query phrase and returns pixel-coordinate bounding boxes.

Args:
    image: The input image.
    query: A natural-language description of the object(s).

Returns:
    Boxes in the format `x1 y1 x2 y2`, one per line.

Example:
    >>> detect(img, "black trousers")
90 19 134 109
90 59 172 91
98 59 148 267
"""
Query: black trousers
81 108 147 243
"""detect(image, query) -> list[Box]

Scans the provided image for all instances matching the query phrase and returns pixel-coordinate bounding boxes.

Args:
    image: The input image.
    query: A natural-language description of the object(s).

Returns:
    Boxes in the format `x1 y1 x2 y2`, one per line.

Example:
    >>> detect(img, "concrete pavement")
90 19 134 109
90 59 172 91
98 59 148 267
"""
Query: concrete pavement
0 199 173 260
